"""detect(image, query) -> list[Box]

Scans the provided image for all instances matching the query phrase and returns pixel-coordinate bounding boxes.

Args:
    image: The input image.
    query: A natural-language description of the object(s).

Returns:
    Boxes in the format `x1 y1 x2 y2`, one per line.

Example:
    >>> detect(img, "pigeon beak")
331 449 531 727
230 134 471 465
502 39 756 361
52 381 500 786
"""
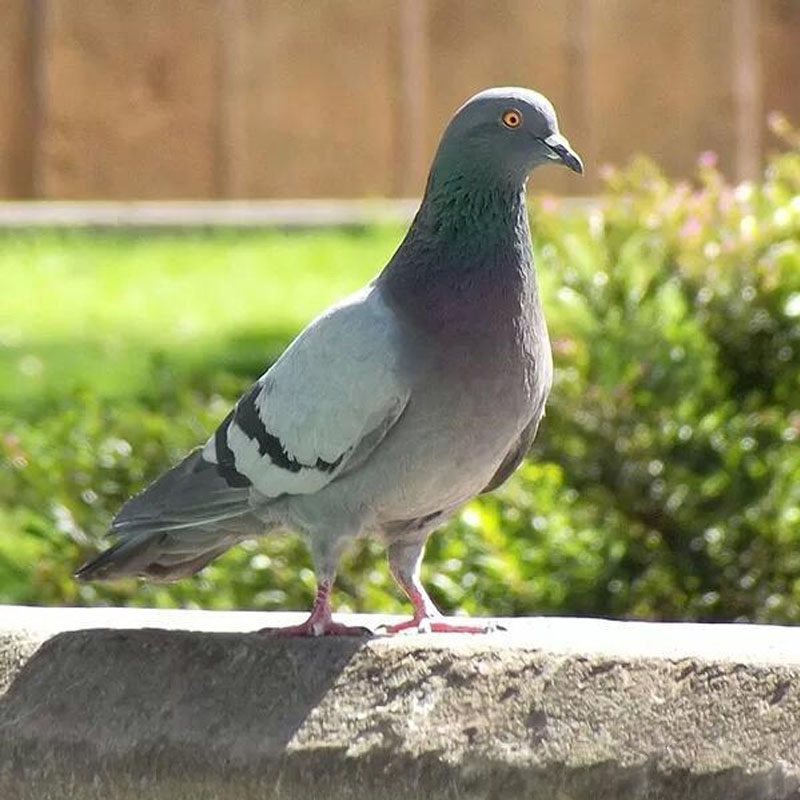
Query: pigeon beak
544 133 584 175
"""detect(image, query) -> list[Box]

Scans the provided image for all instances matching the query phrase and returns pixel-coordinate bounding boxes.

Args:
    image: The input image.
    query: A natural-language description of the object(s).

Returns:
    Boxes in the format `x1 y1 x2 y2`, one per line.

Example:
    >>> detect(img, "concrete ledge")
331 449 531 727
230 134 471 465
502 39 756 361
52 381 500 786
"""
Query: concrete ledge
0 198 597 230
0 200 421 229
2 606 800 799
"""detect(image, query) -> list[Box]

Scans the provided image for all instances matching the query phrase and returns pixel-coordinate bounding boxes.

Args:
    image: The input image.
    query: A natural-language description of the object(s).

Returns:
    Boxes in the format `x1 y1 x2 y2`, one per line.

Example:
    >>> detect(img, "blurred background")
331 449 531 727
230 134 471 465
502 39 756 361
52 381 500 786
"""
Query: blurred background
1 0 799 199
1 1 799 623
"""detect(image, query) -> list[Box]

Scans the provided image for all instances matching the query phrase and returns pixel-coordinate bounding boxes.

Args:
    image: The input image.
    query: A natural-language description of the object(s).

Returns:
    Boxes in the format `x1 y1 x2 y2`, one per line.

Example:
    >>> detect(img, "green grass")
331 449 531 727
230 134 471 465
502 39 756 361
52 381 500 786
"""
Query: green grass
0 228 404 411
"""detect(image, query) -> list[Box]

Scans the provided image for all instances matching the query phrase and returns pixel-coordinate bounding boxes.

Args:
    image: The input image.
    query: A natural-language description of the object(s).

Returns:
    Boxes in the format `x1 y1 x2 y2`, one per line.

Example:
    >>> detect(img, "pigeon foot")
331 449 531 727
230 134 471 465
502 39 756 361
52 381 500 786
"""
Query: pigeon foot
256 580 372 637
383 564 500 634
379 615 497 635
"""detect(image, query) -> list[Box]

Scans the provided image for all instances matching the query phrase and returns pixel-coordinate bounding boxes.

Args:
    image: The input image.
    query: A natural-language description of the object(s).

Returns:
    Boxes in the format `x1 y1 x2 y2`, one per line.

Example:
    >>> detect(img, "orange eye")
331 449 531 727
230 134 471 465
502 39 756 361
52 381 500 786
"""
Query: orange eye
501 108 522 129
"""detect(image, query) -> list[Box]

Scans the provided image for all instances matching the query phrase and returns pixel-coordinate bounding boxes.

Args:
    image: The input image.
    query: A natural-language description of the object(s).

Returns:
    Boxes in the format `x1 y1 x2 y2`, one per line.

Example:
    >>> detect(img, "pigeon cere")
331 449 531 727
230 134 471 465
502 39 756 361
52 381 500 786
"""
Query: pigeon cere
75 87 584 637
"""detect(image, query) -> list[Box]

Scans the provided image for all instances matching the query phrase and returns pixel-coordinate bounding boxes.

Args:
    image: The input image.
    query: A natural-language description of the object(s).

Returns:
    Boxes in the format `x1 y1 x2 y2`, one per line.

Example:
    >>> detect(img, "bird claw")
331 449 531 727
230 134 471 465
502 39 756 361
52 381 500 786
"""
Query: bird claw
377 616 504 635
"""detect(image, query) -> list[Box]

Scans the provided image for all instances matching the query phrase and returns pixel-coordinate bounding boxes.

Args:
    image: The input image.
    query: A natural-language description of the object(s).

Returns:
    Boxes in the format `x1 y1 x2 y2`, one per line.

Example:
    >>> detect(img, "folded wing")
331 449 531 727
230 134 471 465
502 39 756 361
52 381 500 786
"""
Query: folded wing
203 285 409 499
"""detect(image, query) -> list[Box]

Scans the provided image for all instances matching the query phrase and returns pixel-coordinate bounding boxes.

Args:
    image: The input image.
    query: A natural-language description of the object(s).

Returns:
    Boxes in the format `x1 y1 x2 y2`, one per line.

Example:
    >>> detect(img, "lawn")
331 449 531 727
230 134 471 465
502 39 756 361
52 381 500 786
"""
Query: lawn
0 228 403 412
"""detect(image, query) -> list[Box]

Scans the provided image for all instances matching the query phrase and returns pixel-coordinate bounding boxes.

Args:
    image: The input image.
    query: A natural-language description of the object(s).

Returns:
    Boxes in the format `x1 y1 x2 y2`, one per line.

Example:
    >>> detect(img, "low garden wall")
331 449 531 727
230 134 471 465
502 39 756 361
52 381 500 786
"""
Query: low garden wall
1 606 799 799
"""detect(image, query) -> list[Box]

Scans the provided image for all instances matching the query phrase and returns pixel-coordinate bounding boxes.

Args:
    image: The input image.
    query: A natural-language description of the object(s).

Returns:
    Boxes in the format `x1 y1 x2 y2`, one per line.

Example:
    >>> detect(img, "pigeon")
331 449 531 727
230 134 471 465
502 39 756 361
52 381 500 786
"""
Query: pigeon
76 87 583 635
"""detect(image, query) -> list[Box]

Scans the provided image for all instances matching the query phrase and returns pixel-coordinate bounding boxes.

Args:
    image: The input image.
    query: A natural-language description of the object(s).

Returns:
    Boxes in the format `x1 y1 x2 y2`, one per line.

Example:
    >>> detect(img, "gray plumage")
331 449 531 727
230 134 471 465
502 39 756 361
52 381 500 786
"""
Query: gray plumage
76 87 582 632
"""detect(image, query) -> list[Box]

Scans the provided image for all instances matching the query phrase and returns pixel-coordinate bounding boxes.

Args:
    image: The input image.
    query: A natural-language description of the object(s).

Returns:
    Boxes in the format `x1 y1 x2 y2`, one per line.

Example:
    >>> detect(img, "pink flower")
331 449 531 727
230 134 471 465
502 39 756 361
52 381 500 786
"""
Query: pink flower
697 151 718 169
552 338 577 356
598 164 616 182
717 188 734 213
768 111 790 136
540 195 559 212
679 217 702 239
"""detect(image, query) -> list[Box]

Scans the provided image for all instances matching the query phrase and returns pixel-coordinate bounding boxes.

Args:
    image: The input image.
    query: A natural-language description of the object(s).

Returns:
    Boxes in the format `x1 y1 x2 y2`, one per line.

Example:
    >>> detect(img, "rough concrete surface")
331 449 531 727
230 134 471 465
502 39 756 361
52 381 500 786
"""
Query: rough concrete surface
1 606 800 799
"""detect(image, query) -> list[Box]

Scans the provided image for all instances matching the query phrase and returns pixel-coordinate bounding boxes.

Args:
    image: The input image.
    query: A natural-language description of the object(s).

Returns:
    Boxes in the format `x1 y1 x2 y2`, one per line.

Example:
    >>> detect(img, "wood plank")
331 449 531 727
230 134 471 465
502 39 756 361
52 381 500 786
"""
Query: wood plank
761 0 800 147
732 0 762 181
223 0 398 198
0 0 39 197
38 0 221 199
397 0 430 196
587 0 737 181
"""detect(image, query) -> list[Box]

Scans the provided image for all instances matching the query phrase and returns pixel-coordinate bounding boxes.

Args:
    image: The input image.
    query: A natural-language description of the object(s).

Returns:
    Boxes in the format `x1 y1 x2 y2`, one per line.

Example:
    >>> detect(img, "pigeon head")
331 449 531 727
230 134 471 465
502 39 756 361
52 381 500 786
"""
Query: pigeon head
429 87 583 188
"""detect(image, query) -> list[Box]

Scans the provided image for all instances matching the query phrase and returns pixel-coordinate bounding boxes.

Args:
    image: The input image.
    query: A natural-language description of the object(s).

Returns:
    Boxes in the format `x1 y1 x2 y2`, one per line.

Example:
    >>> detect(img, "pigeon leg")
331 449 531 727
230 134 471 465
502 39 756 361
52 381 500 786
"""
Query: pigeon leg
259 536 371 637
382 538 490 634
258 580 370 637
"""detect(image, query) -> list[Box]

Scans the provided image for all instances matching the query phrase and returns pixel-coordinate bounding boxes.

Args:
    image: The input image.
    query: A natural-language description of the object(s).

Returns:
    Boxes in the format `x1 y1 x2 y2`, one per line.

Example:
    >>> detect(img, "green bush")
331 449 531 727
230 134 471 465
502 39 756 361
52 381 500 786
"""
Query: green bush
1 122 798 621
528 120 800 621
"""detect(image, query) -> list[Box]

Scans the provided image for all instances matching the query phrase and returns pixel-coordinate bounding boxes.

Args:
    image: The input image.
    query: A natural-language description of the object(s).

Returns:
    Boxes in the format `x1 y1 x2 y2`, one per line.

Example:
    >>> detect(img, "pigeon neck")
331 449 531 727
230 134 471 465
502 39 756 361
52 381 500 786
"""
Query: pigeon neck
379 172 540 338
385 169 533 276
417 169 529 246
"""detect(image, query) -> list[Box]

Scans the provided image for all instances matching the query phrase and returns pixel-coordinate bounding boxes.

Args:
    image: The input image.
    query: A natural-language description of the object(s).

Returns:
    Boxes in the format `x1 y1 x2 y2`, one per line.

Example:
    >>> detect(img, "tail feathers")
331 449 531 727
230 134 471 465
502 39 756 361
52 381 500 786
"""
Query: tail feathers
111 447 252 535
75 533 238 582
76 447 265 582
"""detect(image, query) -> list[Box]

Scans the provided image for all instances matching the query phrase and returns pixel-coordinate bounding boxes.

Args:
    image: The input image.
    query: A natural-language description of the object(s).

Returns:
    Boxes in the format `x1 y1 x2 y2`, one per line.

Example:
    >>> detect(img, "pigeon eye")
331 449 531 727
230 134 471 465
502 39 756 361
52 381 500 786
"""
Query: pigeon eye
501 109 522 129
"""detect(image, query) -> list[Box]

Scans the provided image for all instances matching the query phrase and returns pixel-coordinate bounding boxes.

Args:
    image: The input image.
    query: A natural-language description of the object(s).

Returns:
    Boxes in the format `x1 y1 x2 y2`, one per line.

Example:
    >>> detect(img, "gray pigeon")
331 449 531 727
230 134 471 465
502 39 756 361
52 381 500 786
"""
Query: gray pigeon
76 87 583 635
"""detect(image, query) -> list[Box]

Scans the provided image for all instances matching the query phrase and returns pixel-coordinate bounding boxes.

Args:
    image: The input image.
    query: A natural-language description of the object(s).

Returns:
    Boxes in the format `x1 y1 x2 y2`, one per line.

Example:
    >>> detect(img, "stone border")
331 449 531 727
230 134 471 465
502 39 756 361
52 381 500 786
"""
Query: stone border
0 198 597 230
2 606 799 800
0 200 419 229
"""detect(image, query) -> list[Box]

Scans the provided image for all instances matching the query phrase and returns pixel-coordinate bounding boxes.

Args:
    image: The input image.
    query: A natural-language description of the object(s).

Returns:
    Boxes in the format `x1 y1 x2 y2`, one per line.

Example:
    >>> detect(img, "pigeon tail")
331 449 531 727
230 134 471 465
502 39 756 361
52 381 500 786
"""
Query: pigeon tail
74 534 237 582
75 448 265 582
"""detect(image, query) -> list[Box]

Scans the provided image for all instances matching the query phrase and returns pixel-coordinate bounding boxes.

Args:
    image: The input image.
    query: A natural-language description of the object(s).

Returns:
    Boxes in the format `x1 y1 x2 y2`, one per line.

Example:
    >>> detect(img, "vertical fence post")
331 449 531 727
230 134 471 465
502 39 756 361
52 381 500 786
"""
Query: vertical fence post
216 0 245 199
565 0 593 191
732 0 762 182
27 0 48 199
398 0 429 197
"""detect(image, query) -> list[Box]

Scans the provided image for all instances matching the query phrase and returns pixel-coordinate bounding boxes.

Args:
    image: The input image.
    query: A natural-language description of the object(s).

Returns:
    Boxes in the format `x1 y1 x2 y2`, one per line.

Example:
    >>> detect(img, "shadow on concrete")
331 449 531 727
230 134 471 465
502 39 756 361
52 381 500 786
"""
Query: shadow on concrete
0 627 367 756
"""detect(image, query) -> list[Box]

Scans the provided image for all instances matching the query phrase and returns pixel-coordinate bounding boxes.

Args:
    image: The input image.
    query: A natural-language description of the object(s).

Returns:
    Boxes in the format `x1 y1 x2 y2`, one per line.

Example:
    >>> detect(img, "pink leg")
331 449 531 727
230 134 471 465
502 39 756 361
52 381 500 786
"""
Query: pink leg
257 581 370 637
382 539 494 635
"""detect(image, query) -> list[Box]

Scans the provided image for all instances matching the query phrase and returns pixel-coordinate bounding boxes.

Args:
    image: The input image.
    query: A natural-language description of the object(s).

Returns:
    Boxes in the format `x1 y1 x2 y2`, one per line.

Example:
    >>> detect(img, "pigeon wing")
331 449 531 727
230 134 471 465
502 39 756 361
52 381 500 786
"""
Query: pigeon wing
204 285 410 499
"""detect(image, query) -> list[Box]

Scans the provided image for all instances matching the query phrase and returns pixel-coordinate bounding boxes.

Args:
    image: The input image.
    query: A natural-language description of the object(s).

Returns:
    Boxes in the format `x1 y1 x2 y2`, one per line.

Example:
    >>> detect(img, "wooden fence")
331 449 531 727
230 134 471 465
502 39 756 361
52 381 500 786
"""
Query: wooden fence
0 0 798 200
